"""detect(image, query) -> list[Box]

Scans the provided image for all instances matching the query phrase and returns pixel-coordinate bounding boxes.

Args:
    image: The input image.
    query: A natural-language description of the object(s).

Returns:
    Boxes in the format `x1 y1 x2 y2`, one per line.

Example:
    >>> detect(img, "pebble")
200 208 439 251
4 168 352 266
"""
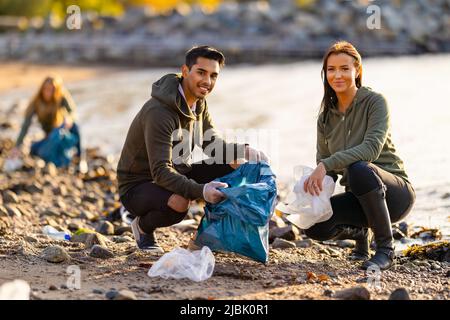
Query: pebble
41 245 70 263
2 191 19 204
68 222 83 232
323 289 334 297
30 292 43 300
112 235 133 243
327 248 341 257
398 222 409 236
295 239 313 248
85 233 108 249
318 246 330 255
336 240 355 248
121 231 133 238
413 260 431 268
80 211 97 222
70 232 92 244
90 245 114 259
53 185 68 196
403 262 420 270
105 289 137 300
93 288 104 294
43 163 58 177
271 238 296 249
24 236 38 243
95 221 115 235
269 216 287 229
269 225 299 242
25 183 43 194
114 289 137 300
389 288 411 300
49 284 58 291
105 290 118 299
41 209 60 217
431 263 441 270
441 192 450 199
115 226 132 235
83 194 98 204
0 206 8 217
333 286 371 300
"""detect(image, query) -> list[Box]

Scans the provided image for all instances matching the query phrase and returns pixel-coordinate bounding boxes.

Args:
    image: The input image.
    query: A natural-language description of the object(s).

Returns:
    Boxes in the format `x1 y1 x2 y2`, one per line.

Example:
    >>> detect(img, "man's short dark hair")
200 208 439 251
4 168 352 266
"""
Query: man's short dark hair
185 46 225 69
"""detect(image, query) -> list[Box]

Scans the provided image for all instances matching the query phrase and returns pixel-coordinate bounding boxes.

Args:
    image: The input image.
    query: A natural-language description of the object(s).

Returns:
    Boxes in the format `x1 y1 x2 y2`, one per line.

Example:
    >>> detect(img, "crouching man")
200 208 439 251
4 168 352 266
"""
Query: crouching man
117 46 267 252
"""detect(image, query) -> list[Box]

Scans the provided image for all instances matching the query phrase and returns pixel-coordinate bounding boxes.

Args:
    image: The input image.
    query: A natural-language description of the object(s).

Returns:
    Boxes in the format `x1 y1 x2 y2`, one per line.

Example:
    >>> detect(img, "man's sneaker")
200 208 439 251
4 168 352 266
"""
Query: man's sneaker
131 217 164 253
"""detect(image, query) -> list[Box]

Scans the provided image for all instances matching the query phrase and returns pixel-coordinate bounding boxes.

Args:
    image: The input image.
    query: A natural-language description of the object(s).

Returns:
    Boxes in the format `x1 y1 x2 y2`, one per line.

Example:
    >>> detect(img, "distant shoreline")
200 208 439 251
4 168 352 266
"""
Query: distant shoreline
0 34 446 68
0 0 448 67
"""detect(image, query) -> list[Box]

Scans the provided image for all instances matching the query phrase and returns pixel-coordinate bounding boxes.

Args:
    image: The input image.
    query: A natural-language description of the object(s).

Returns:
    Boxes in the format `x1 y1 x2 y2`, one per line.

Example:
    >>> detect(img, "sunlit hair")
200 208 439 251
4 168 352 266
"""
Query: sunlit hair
185 45 225 69
24 75 76 132
320 41 363 117
26 76 65 115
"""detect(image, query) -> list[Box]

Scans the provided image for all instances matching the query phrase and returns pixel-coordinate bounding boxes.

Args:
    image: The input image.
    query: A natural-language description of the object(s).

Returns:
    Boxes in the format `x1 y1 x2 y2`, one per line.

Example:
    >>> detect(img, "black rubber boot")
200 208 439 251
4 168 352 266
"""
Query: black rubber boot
333 226 370 261
357 186 395 270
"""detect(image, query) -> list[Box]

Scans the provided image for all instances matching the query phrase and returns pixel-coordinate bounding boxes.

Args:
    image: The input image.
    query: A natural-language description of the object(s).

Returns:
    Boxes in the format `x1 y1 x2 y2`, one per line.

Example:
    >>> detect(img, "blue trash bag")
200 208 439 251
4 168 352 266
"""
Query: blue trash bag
30 123 80 167
194 162 277 263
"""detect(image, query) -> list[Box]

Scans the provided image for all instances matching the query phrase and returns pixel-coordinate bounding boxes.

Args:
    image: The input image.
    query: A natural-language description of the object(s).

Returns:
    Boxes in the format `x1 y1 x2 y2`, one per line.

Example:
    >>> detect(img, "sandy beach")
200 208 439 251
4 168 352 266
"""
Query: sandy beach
0 57 449 300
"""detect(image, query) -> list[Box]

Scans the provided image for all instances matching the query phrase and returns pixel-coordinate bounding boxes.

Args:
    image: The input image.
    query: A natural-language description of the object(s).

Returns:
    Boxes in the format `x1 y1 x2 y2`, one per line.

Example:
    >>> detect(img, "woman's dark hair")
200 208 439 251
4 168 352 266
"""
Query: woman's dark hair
320 41 363 118
185 45 225 69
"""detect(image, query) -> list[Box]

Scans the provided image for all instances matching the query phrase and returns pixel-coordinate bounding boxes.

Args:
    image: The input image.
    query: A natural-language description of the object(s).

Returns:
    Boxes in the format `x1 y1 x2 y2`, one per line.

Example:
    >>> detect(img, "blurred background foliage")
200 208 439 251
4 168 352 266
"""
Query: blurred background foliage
0 0 316 17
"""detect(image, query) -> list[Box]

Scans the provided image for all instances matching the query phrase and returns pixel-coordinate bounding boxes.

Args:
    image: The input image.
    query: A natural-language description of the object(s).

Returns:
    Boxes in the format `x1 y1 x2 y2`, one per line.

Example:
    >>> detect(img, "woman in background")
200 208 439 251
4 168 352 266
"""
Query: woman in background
303 41 415 270
11 76 81 167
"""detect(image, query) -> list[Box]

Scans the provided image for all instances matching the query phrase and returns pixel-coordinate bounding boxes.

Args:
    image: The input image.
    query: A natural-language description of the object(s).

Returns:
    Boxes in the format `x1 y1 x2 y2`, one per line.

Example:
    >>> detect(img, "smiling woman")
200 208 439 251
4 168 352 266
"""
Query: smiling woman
321 42 362 115
302 41 416 271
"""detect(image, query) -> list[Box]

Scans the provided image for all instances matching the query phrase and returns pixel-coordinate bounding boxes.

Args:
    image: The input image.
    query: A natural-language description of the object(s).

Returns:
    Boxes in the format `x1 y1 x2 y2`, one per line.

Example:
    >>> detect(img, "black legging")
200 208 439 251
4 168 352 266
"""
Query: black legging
304 161 415 241
120 161 235 234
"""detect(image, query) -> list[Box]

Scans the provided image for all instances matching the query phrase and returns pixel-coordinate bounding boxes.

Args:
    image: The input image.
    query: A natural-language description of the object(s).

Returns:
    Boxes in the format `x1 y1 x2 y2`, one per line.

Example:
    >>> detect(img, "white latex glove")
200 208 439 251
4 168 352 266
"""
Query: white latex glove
203 181 228 204
245 146 269 164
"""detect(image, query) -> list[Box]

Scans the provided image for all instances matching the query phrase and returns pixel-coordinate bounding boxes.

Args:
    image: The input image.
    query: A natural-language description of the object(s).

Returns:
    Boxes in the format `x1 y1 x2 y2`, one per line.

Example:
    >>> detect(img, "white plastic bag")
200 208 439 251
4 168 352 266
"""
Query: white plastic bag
0 280 30 300
148 246 215 282
277 165 335 229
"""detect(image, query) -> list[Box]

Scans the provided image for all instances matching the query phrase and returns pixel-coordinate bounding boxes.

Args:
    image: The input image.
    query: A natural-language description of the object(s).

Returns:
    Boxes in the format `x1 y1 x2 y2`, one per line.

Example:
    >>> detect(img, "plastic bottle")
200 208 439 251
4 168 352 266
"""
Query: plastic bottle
42 225 71 241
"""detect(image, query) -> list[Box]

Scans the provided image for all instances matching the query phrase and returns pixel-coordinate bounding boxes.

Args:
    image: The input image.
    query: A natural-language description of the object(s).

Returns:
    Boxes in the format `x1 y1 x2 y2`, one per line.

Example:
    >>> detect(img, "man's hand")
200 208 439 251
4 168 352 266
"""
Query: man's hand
245 146 269 164
303 162 327 196
203 181 228 204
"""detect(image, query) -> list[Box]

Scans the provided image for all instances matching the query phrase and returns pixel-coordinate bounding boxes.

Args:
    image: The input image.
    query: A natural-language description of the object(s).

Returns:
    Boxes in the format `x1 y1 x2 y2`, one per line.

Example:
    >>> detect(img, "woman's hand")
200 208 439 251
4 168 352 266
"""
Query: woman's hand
64 117 73 130
303 162 327 196
9 147 21 159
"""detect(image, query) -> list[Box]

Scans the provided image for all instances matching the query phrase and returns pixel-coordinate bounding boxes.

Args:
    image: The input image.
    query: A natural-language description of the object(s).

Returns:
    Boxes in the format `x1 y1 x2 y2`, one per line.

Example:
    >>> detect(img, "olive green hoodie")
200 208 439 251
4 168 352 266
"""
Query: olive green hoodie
317 86 409 188
117 73 245 200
